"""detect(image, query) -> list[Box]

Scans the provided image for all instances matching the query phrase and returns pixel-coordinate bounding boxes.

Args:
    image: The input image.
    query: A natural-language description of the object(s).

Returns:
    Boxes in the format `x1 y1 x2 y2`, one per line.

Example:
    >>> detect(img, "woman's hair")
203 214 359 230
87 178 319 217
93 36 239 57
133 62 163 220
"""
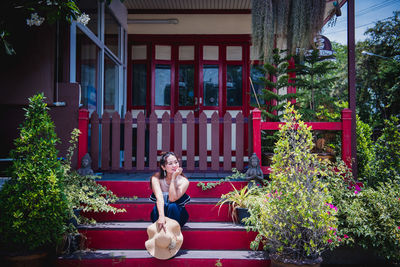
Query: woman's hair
149 152 185 189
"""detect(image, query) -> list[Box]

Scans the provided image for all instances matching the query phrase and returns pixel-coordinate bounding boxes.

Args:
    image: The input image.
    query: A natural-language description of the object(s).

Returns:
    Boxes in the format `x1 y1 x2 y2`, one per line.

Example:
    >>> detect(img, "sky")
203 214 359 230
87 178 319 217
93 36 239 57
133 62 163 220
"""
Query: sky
322 0 400 45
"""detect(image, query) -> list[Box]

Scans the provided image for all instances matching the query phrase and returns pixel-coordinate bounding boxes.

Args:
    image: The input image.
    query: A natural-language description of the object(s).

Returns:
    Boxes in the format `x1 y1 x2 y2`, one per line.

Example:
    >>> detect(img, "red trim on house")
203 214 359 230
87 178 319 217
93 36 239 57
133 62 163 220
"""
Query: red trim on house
128 9 252 15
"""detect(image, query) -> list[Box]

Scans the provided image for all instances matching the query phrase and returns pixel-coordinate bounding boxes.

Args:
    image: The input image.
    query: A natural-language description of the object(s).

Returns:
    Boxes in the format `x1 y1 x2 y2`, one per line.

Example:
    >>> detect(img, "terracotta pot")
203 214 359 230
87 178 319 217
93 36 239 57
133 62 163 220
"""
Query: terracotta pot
271 259 320 267
4 252 48 267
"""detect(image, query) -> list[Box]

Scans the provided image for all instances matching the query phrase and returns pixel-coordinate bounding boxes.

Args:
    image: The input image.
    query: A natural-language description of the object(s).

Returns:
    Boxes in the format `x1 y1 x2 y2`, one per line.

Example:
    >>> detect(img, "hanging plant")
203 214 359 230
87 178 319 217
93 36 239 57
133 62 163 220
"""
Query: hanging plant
252 0 326 62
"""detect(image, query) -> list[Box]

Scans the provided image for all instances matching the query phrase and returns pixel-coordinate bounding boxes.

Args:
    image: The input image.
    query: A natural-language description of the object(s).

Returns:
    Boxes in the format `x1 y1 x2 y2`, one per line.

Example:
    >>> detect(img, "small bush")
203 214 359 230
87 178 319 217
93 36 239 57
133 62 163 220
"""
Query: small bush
0 93 69 252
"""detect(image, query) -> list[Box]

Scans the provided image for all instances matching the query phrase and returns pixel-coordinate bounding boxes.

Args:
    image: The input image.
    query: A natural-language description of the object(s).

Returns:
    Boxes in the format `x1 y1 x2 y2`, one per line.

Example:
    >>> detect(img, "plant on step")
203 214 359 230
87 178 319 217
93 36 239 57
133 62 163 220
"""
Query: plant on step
61 128 125 226
0 93 69 254
196 168 245 191
216 183 260 224
245 103 339 265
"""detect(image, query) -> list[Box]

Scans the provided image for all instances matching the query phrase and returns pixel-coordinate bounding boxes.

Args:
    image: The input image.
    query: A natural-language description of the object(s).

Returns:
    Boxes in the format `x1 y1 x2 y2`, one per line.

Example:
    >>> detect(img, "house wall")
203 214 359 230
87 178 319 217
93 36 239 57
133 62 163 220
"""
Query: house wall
127 14 251 34
0 24 80 167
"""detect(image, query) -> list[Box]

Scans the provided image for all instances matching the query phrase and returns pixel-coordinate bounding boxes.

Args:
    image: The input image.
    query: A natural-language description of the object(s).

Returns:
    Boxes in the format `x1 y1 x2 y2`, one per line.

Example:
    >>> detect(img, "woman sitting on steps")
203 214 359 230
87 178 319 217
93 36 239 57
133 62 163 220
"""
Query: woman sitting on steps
150 152 190 231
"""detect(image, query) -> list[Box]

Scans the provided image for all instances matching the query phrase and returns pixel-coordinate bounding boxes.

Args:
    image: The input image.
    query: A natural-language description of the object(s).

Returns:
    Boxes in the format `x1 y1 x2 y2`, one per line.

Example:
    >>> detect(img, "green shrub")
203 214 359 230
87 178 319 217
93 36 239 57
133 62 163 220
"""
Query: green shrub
371 116 400 185
0 93 69 252
356 116 375 182
62 129 125 225
246 103 339 264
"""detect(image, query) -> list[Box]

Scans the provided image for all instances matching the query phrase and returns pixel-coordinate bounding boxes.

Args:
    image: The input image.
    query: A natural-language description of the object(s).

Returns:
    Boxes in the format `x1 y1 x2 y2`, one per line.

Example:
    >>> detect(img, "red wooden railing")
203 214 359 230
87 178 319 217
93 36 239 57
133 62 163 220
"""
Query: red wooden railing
252 108 352 174
78 109 246 172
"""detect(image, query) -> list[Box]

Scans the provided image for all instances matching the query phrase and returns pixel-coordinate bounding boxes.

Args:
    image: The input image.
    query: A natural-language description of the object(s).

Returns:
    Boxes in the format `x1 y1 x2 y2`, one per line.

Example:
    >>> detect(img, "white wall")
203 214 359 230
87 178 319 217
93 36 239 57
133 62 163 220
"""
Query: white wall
127 14 251 35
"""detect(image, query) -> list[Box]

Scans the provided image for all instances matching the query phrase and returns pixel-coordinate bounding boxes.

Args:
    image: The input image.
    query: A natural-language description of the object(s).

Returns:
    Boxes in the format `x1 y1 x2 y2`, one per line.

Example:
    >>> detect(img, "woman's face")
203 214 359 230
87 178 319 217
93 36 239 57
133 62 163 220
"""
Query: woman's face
162 155 179 174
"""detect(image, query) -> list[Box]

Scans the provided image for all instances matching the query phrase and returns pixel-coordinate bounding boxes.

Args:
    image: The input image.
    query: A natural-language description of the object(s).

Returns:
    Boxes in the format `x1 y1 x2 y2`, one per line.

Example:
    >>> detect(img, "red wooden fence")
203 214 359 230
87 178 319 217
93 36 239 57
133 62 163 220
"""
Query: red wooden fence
252 108 353 174
78 110 246 172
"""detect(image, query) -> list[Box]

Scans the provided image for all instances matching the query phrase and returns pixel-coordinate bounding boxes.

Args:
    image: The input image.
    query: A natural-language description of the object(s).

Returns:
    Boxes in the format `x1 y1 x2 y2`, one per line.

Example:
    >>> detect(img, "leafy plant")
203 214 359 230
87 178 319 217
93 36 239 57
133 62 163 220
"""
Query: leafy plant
253 48 298 153
196 169 244 191
356 116 375 181
246 103 339 264
0 93 69 253
295 49 338 121
216 183 259 223
61 129 125 226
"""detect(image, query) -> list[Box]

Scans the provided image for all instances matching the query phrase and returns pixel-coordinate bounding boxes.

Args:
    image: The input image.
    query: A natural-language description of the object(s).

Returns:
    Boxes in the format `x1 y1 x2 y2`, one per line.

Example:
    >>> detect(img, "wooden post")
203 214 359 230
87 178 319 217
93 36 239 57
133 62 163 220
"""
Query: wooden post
90 112 99 170
78 109 89 168
124 112 132 170
341 109 352 167
111 112 120 170
252 108 262 164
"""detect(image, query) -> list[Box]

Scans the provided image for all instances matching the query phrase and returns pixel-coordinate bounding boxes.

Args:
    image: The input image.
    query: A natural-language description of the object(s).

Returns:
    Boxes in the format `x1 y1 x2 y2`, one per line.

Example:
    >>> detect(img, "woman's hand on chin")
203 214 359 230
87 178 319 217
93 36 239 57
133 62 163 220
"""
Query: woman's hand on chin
173 167 183 178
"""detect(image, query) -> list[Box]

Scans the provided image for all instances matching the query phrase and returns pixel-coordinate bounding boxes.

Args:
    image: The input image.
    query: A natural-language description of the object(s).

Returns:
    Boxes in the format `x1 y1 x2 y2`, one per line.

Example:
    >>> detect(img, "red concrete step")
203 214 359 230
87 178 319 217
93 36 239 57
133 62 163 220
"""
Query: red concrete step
97 180 248 198
85 198 233 222
57 249 270 267
79 222 258 251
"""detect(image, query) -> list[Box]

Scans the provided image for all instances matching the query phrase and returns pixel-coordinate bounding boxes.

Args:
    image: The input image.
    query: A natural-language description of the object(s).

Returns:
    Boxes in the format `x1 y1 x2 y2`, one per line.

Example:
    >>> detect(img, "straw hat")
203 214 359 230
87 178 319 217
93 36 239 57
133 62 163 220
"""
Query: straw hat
145 217 183 260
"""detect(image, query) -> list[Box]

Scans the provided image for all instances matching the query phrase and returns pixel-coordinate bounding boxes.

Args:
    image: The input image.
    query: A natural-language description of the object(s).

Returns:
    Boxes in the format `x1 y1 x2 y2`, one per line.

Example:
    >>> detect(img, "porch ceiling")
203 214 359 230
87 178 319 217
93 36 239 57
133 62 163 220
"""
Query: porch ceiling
124 0 347 25
123 0 252 10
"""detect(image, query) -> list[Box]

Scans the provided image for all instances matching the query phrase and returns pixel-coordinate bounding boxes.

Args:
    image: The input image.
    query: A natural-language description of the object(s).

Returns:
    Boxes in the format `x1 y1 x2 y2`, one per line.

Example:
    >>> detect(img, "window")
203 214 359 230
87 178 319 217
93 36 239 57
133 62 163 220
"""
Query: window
203 65 219 106
226 65 242 106
73 1 126 116
178 65 195 106
105 7 121 58
76 28 98 115
104 56 119 113
132 64 147 106
155 65 171 106
250 65 265 105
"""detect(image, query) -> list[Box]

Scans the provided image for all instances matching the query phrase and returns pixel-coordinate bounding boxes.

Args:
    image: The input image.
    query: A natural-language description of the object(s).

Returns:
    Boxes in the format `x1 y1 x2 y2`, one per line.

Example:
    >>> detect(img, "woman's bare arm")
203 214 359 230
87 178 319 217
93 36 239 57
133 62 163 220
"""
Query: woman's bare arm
168 168 189 202
151 176 166 231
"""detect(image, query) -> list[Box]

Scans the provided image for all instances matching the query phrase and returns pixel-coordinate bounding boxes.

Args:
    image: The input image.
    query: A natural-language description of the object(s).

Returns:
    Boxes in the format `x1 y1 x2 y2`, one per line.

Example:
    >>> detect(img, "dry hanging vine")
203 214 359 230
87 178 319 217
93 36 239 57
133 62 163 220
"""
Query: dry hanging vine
252 0 326 62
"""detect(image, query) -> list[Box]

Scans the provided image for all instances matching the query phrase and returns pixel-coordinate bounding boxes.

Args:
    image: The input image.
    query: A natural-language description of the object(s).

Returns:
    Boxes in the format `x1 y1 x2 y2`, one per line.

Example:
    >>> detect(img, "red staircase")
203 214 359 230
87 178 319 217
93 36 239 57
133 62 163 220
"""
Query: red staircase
57 178 270 266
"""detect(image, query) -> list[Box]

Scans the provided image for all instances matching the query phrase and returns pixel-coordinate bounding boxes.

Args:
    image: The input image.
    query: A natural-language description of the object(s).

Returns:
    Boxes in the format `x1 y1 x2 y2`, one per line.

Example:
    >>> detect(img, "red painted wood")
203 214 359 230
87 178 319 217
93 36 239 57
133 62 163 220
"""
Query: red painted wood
341 109 352 167
101 113 111 170
112 112 121 170
199 112 207 170
124 112 133 170
252 108 262 164
236 112 244 170
223 112 232 171
162 112 170 152
137 112 145 170
211 112 220 171
85 203 232 222
261 121 342 131
78 109 89 168
90 112 99 170
58 257 270 267
97 181 249 198
80 229 257 250
186 112 195 170
149 112 157 170
174 112 183 161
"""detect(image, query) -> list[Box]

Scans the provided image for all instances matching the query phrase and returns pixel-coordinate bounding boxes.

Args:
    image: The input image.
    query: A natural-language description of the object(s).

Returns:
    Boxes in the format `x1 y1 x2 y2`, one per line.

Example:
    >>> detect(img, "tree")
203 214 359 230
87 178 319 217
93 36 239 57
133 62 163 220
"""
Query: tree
356 11 400 128
0 0 88 55
295 49 339 121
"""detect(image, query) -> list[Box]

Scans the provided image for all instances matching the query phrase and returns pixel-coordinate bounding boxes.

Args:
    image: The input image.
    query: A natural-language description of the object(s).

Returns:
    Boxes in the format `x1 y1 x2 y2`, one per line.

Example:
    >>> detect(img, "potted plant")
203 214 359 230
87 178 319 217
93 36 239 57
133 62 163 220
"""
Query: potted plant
217 183 259 225
0 94 69 264
246 103 340 267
